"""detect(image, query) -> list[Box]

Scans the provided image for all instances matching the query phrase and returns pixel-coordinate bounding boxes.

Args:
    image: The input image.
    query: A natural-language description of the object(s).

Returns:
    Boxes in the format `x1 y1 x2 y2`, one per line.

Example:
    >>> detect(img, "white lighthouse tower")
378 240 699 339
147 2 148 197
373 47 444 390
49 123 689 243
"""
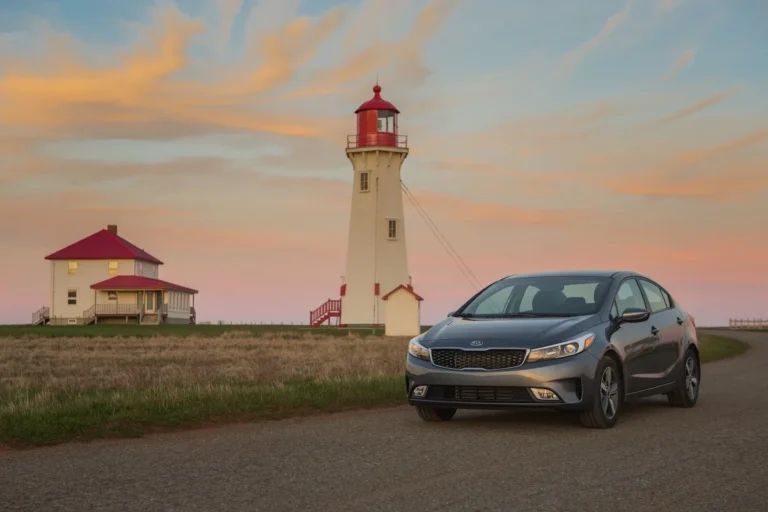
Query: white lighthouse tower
341 84 421 330
308 84 422 334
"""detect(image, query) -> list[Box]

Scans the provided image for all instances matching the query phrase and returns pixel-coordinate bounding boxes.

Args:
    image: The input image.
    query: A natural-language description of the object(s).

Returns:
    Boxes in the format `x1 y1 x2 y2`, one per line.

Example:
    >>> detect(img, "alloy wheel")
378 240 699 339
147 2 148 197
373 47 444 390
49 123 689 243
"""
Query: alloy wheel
685 356 699 401
600 366 619 420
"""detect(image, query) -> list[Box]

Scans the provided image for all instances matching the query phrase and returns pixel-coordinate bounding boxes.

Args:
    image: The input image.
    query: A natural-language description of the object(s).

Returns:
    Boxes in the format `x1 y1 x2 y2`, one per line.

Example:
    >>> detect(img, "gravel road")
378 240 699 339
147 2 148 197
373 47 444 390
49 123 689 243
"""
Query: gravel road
2 329 766 512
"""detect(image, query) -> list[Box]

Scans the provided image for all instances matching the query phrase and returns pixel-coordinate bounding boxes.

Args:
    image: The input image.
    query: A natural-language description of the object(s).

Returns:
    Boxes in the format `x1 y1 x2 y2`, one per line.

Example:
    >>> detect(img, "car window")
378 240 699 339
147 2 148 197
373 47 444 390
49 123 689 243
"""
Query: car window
563 283 599 303
471 285 515 315
615 279 646 315
639 280 667 313
458 276 612 317
610 301 619 319
661 288 672 308
519 286 540 312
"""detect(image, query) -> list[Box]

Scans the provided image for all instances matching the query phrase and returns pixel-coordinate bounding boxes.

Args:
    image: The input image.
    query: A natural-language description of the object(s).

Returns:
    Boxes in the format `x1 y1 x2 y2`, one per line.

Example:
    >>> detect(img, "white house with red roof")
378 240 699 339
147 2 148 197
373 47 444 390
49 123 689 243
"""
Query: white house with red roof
32 224 198 326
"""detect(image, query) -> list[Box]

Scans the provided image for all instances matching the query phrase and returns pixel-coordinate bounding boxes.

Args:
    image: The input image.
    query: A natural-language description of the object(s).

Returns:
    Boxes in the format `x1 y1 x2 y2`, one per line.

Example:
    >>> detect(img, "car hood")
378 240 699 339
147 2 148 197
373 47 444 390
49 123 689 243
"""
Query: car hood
419 315 601 350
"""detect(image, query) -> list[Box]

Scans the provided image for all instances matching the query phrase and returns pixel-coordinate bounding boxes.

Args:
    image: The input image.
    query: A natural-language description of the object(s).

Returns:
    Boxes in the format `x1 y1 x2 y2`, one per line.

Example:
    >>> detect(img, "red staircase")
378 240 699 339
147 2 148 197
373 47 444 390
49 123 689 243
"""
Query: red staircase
309 299 341 328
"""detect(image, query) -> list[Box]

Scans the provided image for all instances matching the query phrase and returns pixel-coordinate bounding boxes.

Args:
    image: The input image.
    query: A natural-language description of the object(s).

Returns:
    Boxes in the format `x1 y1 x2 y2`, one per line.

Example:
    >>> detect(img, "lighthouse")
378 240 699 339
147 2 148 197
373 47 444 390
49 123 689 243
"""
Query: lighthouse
308 84 422 335
342 83 422 331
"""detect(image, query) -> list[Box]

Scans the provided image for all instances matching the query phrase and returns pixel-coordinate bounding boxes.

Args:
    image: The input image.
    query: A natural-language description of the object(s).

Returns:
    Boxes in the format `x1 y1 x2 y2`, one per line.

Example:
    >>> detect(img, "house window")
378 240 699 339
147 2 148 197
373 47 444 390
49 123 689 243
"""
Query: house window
108 291 117 300
108 261 119 275
360 171 369 192
68 261 77 274
67 289 77 305
388 219 397 239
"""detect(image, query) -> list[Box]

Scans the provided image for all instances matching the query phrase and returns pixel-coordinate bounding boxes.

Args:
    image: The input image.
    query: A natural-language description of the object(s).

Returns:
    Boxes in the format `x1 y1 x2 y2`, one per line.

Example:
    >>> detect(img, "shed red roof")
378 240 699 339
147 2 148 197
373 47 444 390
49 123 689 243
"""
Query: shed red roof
355 84 400 114
45 228 163 264
91 276 197 294
381 284 423 301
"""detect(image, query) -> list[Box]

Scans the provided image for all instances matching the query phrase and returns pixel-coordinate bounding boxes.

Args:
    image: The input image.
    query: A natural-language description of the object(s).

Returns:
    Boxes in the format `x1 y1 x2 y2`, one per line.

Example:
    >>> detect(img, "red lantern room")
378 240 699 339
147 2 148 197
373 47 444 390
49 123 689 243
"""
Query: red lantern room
348 84 407 149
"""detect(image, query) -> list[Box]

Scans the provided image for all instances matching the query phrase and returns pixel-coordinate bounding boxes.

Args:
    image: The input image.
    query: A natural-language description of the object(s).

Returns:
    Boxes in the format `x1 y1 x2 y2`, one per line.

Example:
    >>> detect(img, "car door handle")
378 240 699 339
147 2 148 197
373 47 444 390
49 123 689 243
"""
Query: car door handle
676 317 684 325
651 326 659 336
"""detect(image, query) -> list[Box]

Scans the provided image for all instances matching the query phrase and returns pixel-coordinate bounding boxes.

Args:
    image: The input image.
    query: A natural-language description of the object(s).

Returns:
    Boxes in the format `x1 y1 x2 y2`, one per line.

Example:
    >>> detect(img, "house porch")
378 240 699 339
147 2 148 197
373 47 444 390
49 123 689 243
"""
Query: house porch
87 276 198 325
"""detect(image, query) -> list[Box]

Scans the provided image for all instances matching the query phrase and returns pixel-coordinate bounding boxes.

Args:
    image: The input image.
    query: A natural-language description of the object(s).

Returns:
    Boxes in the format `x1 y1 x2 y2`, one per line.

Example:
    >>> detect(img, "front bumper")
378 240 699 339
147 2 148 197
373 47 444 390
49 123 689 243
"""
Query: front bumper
405 350 600 411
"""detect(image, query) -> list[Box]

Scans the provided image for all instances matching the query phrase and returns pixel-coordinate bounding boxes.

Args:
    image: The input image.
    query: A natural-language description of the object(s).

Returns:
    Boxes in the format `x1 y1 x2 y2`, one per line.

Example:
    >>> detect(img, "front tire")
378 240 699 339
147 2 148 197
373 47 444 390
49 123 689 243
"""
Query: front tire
580 356 622 429
416 406 457 422
667 347 700 408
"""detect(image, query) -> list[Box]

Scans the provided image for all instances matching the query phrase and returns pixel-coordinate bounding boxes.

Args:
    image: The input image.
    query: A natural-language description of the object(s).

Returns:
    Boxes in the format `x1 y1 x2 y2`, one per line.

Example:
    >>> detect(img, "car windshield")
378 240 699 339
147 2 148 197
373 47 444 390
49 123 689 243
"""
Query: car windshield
455 275 613 318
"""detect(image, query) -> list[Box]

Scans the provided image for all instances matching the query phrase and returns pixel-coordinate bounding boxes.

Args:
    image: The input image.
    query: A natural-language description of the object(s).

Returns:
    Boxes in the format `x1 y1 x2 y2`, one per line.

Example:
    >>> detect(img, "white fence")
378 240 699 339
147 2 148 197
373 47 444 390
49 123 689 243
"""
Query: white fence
729 318 767 330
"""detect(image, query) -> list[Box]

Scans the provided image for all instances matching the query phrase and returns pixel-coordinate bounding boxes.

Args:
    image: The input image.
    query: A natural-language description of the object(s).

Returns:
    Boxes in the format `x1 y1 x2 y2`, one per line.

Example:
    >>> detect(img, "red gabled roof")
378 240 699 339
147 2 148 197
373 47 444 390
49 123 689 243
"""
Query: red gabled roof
91 276 197 294
45 228 163 264
381 284 423 301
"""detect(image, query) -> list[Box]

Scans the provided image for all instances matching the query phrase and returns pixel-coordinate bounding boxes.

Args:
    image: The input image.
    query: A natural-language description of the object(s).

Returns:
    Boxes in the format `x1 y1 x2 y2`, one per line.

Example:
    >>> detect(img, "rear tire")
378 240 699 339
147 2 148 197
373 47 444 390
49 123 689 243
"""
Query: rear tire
416 406 457 422
667 347 700 408
580 356 622 429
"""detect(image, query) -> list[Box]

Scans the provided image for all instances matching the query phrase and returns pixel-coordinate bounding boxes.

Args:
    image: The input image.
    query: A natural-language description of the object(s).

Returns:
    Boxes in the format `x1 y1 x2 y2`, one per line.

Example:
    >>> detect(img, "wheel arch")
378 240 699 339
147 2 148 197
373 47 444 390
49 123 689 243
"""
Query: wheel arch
601 347 626 398
686 341 701 366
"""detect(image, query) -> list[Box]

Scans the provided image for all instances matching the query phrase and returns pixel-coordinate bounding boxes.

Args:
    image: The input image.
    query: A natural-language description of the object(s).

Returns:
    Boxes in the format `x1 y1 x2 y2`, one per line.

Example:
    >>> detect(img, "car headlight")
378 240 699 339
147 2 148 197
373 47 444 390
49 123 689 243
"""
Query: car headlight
408 336 431 361
526 332 595 363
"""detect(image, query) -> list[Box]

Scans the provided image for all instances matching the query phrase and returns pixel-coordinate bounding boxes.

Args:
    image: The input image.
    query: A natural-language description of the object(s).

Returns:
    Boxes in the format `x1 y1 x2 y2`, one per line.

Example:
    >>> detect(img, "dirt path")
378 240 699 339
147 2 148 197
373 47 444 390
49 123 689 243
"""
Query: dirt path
1 329 766 512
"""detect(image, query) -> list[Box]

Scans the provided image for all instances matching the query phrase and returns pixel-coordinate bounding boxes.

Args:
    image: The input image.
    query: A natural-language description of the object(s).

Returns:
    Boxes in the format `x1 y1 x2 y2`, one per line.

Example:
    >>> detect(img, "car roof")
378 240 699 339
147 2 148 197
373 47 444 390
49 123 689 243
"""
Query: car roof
501 269 638 279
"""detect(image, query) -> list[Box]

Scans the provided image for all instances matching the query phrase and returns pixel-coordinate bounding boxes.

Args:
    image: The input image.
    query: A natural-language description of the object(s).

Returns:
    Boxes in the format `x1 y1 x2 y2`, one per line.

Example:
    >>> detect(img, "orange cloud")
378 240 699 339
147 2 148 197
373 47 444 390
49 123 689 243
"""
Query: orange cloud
0 0 457 155
218 6 347 98
0 154 233 187
663 48 697 80
657 86 741 124
282 0 459 99
561 0 632 75
423 157 580 197
606 161 768 200
405 189 582 228
675 129 768 166
216 0 245 46
0 4 204 127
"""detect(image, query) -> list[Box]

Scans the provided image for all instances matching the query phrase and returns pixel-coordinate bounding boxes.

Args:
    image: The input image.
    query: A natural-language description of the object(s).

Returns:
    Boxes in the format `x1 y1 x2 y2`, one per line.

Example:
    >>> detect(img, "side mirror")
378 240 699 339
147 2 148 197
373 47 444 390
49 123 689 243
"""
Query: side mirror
619 307 650 323
447 311 455 317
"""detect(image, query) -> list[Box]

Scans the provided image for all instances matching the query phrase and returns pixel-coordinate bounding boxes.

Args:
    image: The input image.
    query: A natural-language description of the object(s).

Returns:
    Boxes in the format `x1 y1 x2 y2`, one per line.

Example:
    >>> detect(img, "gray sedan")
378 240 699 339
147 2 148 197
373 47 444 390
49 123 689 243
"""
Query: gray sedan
405 270 700 428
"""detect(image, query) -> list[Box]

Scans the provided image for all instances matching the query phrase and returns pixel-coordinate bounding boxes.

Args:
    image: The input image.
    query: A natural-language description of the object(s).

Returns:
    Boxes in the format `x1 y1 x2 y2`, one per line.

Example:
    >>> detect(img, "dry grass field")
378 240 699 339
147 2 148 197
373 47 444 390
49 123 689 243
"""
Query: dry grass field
0 328 750 448
0 330 411 447
1 331 409 390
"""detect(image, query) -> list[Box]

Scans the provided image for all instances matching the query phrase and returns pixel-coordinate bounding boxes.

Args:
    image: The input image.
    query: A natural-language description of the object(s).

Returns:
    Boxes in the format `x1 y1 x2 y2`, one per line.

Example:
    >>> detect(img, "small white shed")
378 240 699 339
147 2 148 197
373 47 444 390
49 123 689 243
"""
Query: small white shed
382 284 423 337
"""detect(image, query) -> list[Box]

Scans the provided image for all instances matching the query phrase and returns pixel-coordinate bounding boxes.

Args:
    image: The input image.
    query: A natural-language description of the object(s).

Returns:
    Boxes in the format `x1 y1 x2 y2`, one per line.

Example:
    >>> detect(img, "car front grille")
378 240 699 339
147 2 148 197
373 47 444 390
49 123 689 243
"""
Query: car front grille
425 385 533 403
430 348 527 370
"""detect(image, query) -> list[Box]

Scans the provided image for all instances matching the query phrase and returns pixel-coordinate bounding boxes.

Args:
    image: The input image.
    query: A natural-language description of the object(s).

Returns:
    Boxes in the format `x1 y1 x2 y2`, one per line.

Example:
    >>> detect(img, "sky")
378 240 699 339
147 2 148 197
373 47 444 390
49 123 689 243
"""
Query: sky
0 0 766 326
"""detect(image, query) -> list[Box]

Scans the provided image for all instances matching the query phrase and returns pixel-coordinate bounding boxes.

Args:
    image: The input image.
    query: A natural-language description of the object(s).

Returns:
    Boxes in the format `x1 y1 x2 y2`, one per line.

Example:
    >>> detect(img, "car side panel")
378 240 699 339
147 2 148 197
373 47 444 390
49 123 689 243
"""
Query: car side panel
607 277 662 394
608 320 660 394
637 278 685 388
650 308 684 384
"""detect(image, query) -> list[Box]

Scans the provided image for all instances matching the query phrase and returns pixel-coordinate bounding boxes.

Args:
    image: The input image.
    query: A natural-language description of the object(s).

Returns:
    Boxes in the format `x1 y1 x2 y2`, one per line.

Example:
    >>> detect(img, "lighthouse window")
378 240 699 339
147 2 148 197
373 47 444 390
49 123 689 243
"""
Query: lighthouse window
360 171 369 191
377 111 395 133
388 220 397 239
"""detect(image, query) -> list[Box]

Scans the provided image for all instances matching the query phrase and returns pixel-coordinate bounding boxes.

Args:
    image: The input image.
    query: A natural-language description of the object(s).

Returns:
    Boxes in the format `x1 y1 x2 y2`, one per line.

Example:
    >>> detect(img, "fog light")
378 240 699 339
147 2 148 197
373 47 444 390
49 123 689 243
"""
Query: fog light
412 385 428 398
530 387 560 401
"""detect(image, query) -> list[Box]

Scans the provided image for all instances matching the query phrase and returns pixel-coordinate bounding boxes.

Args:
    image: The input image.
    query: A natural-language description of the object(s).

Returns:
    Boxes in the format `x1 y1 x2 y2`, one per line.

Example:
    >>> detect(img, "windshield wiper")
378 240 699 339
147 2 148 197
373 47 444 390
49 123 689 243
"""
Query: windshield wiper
498 313 575 318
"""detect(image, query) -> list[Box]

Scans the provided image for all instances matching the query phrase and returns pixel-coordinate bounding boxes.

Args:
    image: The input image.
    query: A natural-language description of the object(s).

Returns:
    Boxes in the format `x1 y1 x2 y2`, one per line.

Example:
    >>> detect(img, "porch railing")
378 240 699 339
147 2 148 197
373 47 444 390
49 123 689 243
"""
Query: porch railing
94 304 140 315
